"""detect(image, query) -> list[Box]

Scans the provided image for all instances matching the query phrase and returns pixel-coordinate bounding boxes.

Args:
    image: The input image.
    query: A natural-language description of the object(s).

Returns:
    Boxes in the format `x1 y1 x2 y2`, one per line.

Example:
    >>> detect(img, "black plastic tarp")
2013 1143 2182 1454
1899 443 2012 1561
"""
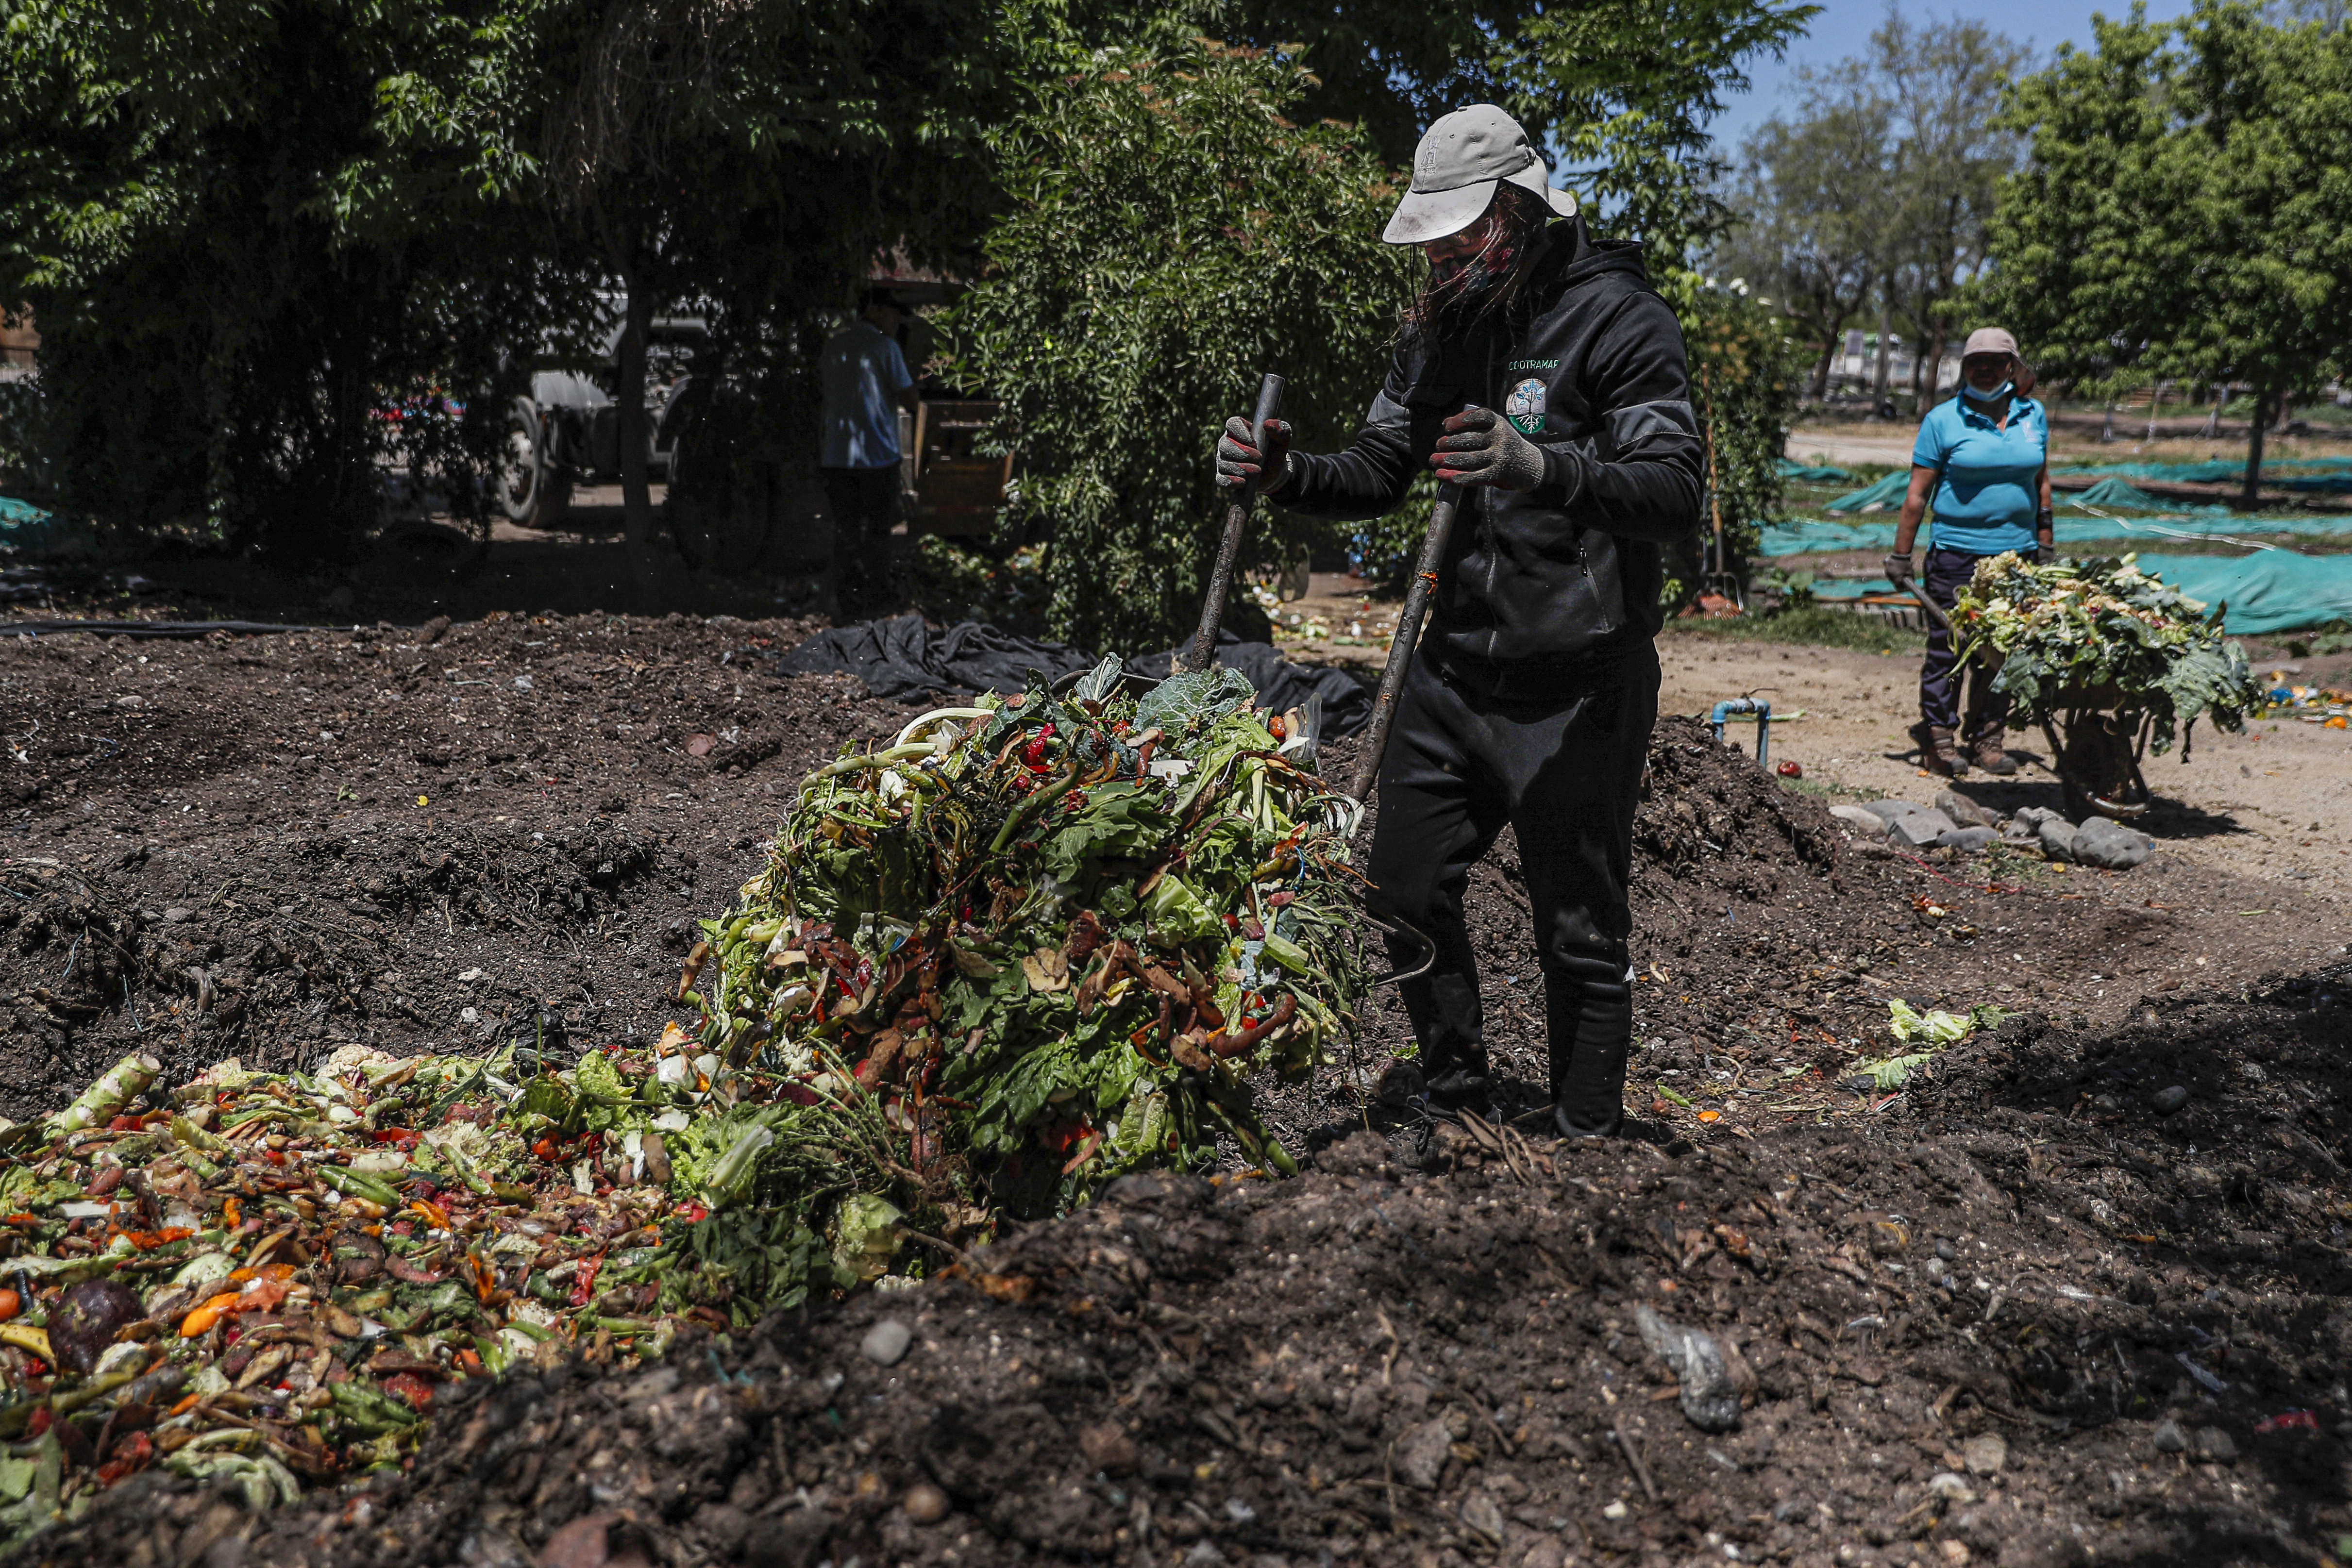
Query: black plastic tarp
775 614 1373 738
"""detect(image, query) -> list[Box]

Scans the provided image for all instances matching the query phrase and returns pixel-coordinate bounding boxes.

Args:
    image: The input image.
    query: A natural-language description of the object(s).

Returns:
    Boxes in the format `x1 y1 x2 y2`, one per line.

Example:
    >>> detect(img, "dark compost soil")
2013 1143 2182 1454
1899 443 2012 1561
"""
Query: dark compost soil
4 616 2351 1568
0 613 916 1120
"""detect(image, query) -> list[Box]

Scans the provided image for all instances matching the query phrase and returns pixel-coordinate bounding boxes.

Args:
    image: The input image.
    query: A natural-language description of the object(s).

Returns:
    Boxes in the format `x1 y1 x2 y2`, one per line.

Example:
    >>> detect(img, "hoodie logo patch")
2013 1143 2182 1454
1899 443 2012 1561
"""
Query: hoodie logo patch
1505 377 1547 436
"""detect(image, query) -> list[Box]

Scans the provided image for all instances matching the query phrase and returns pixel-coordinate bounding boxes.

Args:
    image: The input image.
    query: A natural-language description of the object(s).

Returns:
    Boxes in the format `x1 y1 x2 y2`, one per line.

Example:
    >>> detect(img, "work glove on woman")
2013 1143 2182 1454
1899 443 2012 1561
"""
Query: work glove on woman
1215 416 1295 495
1882 552 1915 585
1431 407 1546 491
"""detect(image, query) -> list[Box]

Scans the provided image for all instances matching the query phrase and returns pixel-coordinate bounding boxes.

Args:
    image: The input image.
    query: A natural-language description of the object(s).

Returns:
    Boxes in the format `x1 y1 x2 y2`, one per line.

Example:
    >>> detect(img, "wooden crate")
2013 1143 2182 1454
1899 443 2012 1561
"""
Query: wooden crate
908 400 1012 539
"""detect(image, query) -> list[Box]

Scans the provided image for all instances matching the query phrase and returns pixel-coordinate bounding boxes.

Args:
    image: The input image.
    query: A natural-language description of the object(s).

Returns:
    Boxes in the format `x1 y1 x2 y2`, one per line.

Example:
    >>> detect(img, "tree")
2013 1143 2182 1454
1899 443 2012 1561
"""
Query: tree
1872 13 2031 409
1720 85 1894 397
523 0 1012 583
1069 0 1813 176
945 30 1416 652
0 0 1009 570
1980 0 2352 502
1491 0 1817 257
1720 10 2028 413
0 0 555 553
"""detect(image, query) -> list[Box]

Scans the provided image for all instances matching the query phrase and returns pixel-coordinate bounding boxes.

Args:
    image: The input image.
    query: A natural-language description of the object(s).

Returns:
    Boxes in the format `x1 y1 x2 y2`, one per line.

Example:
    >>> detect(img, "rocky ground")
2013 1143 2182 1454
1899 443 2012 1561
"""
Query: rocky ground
1 610 2349 1568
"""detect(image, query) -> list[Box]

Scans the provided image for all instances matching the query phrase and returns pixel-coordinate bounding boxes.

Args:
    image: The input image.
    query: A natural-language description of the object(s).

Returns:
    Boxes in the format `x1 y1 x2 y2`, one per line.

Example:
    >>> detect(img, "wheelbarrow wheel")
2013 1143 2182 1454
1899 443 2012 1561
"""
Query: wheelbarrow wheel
2054 709 2152 821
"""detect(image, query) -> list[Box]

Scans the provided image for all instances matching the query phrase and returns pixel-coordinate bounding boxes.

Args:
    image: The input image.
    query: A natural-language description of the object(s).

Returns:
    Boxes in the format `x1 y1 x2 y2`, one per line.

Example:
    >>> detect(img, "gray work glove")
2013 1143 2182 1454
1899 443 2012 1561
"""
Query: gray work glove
1882 552 1915 586
1215 416 1294 495
1431 407 1546 491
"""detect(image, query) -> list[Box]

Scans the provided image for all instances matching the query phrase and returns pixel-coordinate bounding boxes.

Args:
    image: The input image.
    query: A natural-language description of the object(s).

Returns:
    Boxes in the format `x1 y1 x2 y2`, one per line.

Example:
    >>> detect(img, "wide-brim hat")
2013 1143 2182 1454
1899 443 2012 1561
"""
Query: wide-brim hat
1961 327 2020 362
1384 104 1579 246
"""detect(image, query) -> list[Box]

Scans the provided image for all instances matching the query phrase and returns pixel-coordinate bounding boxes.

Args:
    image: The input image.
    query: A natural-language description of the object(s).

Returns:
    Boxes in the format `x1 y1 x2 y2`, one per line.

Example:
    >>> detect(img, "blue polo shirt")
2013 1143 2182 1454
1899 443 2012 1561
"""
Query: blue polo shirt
1913 392 2047 555
819 321 914 470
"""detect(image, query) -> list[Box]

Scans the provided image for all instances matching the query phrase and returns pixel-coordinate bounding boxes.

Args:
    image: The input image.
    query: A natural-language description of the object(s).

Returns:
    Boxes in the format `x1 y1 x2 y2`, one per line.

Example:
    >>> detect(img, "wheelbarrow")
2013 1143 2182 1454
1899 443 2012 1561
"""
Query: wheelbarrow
1891 570 2151 821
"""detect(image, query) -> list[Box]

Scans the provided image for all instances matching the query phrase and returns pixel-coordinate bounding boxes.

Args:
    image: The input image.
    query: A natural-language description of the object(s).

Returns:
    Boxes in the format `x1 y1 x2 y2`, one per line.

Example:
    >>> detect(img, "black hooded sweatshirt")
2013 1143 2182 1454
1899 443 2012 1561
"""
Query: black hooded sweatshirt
1276 216 1703 698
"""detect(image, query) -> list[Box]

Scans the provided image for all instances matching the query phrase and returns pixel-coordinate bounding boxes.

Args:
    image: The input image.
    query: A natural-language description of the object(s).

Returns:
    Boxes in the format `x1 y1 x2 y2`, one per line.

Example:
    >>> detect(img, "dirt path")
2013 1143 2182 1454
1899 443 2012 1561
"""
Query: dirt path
1657 634 2352 905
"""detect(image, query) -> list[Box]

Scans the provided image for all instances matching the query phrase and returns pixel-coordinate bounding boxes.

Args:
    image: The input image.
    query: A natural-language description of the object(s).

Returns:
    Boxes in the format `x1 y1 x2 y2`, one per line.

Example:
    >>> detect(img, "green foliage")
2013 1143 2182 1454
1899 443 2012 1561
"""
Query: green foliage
1669 271 1806 589
944 30 1416 652
1494 0 1818 257
722 670 1369 1213
904 538 1053 627
1980 0 2352 497
0 0 1007 558
1952 551 2266 751
1719 86 1891 397
0 0 567 552
1722 15 2029 409
1665 603 1925 652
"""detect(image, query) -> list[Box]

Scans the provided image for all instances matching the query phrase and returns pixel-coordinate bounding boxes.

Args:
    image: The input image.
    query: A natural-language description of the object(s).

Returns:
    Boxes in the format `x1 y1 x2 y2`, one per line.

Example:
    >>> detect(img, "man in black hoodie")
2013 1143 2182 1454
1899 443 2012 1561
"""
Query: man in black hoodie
1216 104 1702 1138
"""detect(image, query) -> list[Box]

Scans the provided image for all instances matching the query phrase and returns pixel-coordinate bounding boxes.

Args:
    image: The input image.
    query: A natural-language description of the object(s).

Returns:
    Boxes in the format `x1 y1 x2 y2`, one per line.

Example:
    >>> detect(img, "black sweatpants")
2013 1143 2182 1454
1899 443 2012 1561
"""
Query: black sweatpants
822 465 901 619
1365 643 1659 1135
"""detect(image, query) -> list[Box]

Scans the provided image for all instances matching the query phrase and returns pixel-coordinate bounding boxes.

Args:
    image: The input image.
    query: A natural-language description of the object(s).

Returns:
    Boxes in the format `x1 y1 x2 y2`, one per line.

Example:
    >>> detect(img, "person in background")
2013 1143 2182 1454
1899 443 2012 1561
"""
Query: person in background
819 288 920 620
1885 327 2053 778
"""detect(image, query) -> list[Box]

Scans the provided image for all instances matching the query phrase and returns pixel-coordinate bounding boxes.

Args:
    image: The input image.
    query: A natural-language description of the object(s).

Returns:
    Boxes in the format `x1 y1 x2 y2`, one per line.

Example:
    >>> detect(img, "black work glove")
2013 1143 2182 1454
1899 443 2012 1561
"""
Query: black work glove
1215 416 1294 495
1431 407 1546 491
1882 552 1915 586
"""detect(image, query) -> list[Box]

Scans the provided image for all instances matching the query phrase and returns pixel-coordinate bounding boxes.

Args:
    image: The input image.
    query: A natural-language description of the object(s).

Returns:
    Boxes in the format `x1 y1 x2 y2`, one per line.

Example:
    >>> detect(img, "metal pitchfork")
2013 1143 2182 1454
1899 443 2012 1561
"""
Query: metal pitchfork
1172 370 1437 987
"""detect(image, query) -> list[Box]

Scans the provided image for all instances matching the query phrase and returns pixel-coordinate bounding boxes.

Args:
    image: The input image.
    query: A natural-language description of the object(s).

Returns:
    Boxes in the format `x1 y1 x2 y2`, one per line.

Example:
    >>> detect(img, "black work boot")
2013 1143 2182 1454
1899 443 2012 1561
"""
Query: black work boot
1548 955 1633 1140
1422 1060 1494 1114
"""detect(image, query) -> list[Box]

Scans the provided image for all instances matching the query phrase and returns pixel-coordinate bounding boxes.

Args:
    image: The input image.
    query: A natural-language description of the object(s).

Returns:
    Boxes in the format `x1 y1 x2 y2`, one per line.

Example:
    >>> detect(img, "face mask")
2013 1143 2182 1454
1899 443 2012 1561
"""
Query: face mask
1437 244 1517 299
1966 379 2014 404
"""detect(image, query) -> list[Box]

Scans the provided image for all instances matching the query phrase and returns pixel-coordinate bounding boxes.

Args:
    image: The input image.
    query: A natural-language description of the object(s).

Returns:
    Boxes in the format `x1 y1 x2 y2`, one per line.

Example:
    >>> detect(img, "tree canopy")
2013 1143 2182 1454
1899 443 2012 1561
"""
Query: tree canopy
944 29 1416 652
1719 9 2028 410
0 0 1011 561
3 0 1817 610
1980 0 2352 500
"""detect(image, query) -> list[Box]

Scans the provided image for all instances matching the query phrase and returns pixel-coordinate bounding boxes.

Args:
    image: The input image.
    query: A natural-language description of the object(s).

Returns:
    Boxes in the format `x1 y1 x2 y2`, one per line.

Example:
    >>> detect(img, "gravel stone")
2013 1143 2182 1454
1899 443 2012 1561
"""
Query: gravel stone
860 1318 912 1366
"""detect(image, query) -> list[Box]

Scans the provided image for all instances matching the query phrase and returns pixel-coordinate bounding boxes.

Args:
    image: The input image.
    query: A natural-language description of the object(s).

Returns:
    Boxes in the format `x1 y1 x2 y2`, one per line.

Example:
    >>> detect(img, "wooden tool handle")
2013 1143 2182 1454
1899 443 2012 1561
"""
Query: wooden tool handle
1178 373 1287 674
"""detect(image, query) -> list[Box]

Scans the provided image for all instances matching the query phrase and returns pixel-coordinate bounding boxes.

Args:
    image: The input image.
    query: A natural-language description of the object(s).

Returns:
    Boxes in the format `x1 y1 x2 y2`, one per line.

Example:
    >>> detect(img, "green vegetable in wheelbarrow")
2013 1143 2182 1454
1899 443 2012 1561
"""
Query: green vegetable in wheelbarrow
1952 552 2264 753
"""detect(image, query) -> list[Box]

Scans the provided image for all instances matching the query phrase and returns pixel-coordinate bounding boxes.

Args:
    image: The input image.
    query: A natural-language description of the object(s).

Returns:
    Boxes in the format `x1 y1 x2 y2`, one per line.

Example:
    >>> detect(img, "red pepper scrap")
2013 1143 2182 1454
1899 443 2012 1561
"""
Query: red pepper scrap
568 1251 606 1308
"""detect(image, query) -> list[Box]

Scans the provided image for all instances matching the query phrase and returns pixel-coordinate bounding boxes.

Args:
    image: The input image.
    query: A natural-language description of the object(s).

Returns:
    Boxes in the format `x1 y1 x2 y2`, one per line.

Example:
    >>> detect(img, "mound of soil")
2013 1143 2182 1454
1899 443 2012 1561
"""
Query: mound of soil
6 617 2327 1133
0 613 923 1119
24 972 2350 1568
1278 713 2318 1149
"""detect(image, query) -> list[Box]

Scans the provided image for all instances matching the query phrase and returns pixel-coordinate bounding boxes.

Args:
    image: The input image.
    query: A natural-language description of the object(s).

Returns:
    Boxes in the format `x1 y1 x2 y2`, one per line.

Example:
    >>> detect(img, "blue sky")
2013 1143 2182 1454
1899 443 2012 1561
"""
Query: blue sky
1708 0 2202 150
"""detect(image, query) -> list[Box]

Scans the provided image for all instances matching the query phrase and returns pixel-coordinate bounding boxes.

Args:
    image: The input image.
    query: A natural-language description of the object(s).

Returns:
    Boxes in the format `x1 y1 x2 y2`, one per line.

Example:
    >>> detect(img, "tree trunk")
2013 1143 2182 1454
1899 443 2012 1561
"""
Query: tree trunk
617 269 655 554
1871 303 1893 408
2242 386 2268 510
1811 335 1836 401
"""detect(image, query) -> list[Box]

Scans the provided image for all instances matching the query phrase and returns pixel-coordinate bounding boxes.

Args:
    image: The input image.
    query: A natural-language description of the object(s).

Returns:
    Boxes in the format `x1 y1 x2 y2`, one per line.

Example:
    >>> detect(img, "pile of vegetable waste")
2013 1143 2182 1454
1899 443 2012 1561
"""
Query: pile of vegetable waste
0 658 1370 1549
685 656 1369 1224
0 1034 841 1548
1952 553 2264 751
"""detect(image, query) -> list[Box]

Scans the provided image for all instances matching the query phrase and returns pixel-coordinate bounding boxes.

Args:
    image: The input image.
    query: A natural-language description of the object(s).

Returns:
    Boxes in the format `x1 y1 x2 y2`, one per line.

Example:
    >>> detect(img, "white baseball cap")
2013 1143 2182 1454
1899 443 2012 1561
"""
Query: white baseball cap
1383 105 1579 246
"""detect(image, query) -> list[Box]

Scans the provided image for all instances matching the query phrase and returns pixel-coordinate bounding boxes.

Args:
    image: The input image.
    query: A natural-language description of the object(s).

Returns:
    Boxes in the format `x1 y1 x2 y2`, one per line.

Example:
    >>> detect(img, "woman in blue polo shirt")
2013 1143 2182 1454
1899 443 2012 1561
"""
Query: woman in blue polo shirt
1885 327 2053 778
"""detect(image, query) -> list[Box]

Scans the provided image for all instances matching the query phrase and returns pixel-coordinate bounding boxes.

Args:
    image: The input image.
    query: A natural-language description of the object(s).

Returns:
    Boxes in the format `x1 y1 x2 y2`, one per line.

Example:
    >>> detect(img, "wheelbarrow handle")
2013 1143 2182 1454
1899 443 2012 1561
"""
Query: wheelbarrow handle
1892 571 1954 635
1177 373 1287 675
